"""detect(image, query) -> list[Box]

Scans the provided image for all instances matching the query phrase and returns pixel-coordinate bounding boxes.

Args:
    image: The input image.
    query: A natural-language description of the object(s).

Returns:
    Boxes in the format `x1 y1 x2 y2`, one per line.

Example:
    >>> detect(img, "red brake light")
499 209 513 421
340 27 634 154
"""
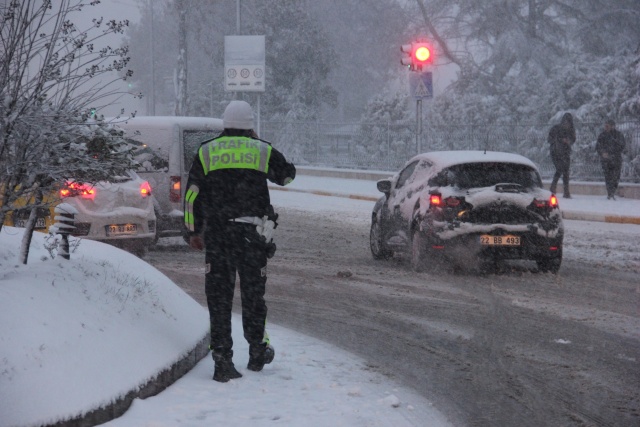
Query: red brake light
533 195 559 210
60 182 95 200
140 181 152 197
169 176 181 202
430 194 443 207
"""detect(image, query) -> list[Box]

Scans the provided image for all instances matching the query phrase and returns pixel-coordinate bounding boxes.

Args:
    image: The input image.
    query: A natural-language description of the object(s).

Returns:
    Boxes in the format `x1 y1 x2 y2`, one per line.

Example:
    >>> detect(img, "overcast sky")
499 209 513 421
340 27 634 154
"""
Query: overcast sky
76 0 143 116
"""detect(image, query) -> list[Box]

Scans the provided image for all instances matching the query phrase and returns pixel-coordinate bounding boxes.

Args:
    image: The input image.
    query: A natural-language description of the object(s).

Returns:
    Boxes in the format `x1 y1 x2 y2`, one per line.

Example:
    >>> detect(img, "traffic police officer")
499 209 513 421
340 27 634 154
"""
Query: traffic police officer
184 100 296 382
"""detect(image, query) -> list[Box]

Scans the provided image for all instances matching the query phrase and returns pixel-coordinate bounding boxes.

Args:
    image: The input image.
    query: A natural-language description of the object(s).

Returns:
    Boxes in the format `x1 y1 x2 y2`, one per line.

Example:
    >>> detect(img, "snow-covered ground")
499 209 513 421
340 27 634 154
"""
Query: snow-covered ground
1 175 638 427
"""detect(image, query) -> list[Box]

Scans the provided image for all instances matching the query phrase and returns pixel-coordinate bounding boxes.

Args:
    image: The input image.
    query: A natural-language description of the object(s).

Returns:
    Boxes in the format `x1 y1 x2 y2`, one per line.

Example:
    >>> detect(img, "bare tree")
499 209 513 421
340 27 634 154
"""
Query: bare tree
0 0 139 263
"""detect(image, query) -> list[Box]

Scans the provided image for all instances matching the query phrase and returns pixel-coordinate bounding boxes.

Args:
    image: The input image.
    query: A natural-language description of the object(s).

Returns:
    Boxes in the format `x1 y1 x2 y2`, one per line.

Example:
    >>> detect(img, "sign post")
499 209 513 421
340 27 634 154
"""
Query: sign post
409 72 433 153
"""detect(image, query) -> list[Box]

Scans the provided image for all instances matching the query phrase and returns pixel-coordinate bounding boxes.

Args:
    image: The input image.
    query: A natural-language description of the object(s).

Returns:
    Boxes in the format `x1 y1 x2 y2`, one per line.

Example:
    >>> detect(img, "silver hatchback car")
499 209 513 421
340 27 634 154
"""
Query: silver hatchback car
370 151 564 273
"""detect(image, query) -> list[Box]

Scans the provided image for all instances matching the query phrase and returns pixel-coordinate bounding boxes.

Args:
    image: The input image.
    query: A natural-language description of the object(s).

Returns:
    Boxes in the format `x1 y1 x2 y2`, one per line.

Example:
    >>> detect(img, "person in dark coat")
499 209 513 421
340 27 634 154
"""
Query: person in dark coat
596 119 626 200
184 100 296 382
548 112 576 198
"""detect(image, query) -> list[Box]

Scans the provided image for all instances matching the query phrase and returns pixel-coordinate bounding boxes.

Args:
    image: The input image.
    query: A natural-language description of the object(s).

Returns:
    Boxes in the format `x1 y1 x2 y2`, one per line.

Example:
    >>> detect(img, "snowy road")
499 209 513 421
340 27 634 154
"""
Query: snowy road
148 191 640 427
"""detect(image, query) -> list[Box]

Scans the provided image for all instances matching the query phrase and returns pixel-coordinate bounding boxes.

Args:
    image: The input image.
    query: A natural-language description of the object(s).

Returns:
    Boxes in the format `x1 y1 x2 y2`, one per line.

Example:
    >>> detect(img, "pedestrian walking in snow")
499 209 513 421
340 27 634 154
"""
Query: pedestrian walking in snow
184 100 296 382
548 112 576 198
596 119 626 200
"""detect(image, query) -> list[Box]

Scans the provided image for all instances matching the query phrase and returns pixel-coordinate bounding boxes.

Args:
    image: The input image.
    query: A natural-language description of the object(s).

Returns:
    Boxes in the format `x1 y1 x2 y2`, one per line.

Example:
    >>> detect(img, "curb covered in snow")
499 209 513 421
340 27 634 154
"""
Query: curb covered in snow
54 333 210 427
562 210 640 225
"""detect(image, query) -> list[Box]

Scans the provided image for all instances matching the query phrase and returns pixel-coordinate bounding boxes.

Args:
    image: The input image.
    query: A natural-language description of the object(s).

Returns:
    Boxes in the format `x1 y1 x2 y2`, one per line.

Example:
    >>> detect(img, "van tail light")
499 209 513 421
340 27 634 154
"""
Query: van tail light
169 176 181 202
140 181 152 197
60 182 96 200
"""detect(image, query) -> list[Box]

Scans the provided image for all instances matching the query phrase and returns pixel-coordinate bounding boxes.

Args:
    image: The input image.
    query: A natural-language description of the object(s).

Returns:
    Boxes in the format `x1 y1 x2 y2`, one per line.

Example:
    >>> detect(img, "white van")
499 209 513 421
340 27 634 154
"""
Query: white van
115 116 224 238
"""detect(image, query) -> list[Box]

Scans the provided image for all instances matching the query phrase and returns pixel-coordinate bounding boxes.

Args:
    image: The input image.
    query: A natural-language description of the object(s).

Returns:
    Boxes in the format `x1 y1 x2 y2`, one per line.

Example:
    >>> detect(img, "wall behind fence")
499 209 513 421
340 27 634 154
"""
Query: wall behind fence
261 121 640 182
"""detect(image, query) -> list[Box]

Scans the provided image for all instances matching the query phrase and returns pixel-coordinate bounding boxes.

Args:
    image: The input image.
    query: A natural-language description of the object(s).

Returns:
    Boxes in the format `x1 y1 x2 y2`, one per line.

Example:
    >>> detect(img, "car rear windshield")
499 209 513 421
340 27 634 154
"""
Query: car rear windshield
432 162 542 189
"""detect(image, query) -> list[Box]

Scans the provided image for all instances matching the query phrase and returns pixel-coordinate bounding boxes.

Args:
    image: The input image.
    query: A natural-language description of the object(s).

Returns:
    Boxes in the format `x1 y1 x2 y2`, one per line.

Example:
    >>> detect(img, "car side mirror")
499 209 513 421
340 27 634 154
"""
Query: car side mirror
377 179 392 194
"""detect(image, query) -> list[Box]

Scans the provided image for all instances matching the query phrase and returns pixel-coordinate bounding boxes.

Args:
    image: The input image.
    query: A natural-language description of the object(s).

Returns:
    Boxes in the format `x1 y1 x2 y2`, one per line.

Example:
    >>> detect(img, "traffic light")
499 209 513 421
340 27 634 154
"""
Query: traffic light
400 42 433 71
401 44 413 69
413 43 432 69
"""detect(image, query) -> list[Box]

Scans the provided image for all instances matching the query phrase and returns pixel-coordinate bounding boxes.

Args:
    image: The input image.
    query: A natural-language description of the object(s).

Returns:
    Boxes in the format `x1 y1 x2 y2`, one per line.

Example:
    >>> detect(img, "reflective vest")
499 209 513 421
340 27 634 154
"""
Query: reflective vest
198 136 272 175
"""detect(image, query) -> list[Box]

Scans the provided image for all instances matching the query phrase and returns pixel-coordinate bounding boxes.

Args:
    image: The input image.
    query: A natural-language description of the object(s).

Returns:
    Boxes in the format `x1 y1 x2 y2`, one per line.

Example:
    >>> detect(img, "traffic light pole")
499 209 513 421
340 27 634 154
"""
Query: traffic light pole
401 40 433 154
416 98 423 154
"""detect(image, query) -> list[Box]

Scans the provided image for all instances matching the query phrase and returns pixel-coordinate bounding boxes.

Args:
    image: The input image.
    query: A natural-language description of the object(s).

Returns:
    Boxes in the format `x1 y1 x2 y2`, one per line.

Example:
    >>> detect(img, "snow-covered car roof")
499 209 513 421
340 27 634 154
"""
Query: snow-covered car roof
409 151 539 171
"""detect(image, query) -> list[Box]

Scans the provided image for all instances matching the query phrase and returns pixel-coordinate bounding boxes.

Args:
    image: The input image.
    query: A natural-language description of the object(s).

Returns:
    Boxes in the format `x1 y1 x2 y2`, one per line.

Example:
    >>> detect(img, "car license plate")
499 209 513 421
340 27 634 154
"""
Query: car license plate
106 224 137 236
480 234 520 246
16 218 46 229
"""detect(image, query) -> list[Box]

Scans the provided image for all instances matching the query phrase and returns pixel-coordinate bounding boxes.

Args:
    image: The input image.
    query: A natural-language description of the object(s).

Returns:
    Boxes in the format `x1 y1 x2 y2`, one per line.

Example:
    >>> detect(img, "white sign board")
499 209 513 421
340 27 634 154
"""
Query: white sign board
224 35 265 92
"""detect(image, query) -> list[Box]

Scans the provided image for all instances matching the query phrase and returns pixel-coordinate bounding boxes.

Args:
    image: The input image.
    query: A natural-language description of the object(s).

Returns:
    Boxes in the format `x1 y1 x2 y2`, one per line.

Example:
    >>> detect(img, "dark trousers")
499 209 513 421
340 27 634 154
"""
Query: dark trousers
601 159 622 197
204 222 268 359
550 151 570 195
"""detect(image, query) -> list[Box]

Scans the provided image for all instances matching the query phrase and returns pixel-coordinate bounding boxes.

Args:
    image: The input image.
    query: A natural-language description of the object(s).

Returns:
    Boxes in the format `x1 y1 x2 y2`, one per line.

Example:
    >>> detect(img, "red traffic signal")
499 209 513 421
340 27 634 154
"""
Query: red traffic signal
412 42 432 70
414 44 431 63
400 42 433 71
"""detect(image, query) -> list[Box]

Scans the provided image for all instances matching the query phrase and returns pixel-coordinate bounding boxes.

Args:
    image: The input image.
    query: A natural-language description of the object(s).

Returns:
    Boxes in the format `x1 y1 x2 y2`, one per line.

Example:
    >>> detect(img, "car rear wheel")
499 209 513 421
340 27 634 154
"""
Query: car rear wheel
536 252 562 274
370 217 392 260
410 229 427 272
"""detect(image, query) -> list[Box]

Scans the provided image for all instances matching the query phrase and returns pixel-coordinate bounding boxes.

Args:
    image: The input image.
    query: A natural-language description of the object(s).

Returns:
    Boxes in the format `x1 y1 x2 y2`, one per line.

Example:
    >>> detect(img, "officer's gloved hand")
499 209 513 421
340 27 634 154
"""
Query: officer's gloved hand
265 242 276 259
261 216 276 242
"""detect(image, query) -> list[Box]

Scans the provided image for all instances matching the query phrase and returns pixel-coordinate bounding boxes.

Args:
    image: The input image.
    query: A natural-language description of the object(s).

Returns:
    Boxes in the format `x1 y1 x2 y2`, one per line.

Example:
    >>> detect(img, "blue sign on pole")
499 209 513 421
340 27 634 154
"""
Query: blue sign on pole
409 72 433 99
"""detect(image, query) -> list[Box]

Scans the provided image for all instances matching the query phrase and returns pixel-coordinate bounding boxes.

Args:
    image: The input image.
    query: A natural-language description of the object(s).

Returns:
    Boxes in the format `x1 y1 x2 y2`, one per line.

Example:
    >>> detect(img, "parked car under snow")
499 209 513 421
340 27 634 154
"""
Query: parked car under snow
370 151 564 273
6 171 156 257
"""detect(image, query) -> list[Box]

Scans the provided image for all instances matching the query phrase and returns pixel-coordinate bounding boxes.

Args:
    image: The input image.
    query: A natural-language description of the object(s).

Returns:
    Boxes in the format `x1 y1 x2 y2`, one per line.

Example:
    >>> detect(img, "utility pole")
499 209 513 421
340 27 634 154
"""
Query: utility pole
174 0 188 116
236 0 241 34
149 0 155 115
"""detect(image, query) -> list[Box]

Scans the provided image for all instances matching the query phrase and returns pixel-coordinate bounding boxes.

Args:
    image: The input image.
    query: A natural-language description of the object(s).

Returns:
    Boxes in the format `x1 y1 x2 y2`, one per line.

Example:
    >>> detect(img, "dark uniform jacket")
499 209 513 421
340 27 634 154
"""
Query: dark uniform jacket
184 130 296 239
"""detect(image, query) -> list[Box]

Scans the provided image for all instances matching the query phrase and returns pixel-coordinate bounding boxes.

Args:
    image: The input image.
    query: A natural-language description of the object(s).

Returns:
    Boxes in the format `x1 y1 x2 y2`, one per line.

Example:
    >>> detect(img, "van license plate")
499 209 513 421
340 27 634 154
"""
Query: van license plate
480 234 520 246
16 218 46 229
107 224 137 236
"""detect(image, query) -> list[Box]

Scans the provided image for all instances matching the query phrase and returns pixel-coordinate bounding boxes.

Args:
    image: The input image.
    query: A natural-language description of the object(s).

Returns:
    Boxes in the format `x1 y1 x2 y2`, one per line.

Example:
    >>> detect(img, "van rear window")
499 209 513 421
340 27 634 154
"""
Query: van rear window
128 139 169 172
183 130 221 170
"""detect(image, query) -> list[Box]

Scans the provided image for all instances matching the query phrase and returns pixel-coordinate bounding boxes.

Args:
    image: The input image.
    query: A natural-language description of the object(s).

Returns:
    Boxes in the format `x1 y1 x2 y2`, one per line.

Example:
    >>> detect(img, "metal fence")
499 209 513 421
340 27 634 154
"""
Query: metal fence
261 120 640 182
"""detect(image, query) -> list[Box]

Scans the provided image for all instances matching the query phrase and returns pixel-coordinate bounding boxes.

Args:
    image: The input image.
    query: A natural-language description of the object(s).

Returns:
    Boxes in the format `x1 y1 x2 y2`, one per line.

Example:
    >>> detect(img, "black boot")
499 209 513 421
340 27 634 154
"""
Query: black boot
213 360 243 382
212 349 242 383
247 343 275 372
